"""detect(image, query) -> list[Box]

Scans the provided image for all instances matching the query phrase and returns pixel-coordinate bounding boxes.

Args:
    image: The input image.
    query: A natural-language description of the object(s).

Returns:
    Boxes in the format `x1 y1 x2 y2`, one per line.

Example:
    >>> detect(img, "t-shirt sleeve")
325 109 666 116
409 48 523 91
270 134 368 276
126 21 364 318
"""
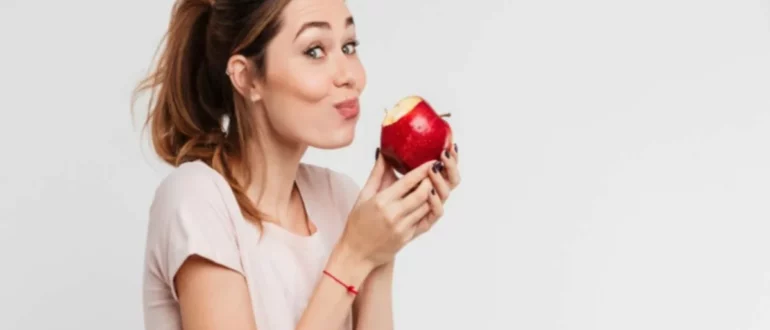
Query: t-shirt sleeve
145 165 243 301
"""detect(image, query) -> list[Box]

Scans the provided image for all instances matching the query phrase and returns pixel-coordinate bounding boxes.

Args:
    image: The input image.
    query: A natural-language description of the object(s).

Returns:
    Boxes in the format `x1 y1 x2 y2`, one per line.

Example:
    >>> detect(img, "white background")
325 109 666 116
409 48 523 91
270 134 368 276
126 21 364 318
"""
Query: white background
1 0 769 329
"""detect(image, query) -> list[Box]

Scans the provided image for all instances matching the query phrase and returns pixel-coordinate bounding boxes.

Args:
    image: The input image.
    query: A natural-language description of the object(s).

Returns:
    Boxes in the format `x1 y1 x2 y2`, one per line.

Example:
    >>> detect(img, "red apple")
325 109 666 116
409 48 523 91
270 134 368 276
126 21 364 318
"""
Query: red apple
380 95 452 175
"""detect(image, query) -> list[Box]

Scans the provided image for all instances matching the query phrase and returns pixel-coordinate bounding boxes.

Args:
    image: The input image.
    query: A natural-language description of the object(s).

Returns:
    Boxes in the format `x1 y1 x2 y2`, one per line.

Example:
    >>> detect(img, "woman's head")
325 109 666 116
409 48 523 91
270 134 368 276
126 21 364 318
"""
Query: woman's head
228 0 366 149
133 0 366 222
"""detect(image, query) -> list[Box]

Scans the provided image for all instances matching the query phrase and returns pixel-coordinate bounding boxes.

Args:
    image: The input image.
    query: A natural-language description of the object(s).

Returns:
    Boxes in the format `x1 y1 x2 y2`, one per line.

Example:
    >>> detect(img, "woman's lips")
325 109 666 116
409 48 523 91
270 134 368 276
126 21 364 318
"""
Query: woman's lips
334 98 360 119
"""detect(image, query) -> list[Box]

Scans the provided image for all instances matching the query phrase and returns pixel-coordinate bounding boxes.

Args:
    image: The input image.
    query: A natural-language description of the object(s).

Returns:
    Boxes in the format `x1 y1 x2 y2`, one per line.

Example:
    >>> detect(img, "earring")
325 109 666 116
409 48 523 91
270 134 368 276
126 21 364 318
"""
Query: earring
220 114 230 137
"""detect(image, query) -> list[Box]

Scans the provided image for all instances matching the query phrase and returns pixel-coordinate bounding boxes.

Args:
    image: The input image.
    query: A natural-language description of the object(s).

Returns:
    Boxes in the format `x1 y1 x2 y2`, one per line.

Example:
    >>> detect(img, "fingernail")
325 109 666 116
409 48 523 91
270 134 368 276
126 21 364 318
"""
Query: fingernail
431 188 435 195
375 147 380 160
445 149 450 158
432 161 444 173
454 143 458 153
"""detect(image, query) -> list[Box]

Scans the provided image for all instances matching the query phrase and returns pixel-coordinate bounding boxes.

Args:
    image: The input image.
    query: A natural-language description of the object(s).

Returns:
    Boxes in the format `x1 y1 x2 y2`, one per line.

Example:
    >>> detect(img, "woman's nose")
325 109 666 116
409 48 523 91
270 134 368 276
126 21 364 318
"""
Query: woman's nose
332 56 356 89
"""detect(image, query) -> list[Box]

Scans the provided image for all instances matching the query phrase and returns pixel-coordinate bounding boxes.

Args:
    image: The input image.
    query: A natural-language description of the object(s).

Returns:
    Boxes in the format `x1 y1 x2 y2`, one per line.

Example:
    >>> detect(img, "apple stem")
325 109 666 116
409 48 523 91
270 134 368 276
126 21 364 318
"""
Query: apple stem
439 113 452 118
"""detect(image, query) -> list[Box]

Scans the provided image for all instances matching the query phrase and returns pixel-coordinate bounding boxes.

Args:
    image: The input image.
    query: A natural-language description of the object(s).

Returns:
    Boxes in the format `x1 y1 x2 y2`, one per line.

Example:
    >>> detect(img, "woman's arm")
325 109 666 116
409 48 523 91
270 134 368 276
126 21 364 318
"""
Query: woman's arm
352 262 395 330
349 143 462 330
175 243 373 330
171 157 440 330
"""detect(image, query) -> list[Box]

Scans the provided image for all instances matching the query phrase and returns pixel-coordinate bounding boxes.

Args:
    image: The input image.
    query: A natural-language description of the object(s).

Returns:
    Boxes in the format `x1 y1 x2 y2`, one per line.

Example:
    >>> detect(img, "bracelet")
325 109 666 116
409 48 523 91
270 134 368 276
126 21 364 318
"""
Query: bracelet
323 270 358 295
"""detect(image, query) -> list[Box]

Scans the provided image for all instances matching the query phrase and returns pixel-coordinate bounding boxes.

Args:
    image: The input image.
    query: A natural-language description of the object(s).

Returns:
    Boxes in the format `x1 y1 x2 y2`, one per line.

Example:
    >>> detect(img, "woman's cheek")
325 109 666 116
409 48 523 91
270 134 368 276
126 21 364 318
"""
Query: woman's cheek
290 67 331 102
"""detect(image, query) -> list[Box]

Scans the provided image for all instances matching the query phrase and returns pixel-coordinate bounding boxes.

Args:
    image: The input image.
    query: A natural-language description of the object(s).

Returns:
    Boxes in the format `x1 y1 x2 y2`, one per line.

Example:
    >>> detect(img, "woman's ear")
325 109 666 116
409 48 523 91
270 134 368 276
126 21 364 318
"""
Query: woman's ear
226 55 263 103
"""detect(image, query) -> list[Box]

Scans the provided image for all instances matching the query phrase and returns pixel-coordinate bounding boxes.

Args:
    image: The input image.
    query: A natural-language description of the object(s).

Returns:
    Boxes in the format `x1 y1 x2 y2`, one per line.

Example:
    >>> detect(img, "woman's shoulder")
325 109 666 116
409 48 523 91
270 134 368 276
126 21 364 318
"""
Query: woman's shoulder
143 160 243 292
151 160 231 208
147 160 236 235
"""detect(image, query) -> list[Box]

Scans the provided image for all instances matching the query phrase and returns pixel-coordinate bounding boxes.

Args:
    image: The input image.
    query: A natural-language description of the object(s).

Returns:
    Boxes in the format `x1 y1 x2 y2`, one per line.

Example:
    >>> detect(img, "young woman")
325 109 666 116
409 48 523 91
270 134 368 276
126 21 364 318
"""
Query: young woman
134 0 461 329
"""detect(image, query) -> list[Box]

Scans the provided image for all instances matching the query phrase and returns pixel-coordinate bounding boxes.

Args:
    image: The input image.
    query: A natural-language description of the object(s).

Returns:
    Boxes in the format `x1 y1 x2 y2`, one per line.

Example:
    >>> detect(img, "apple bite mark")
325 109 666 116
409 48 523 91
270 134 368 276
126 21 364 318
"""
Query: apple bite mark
382 95 423 126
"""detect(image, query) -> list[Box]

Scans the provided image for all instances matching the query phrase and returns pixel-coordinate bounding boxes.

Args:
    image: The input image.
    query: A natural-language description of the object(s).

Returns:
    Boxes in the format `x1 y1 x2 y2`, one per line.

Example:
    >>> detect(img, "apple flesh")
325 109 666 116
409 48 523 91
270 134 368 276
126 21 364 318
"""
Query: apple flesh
380 95 452 175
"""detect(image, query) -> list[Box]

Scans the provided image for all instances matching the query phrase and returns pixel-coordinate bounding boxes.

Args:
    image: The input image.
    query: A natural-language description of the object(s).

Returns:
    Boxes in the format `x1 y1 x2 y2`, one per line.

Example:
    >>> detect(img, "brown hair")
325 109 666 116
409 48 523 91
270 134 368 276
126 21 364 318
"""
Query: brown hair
132 0 291 224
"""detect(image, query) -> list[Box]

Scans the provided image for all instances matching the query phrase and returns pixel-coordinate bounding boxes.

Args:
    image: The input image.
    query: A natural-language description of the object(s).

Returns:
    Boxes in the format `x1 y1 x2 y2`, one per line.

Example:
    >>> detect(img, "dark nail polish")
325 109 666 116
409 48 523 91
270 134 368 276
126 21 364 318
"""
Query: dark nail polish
431 188 435 195
432 161 444 173
454 143 458 153
375 147 380 160
445 150 450 158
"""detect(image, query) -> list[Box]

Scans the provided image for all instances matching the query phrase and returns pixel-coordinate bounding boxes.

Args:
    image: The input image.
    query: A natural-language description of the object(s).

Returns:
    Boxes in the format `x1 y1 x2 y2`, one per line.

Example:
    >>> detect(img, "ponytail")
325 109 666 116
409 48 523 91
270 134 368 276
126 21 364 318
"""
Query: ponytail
132 0 291 225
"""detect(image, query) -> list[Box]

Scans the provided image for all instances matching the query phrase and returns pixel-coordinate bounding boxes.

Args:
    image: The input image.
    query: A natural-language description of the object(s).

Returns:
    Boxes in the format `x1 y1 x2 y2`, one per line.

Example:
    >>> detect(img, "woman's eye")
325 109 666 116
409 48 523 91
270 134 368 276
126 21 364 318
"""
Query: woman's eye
305 46 325 59
342 41 359 55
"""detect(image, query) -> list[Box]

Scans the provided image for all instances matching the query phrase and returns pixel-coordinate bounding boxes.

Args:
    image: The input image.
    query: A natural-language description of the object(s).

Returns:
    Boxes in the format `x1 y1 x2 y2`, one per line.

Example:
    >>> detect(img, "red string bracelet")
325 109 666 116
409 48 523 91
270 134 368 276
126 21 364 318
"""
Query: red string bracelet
322 270 358 295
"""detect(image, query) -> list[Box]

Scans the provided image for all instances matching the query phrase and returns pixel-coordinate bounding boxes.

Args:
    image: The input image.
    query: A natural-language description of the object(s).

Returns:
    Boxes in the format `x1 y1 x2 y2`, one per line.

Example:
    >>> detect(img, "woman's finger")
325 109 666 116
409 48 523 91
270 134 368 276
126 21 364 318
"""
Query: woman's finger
440 146 461 189
397 202 431 233
380 160 434 201
394 178 433 219
414 190 444 237
451 142 459 163
414 217 431 238
357 149 390 201
378 163 399 193
429 161 452 202
426 188 444 223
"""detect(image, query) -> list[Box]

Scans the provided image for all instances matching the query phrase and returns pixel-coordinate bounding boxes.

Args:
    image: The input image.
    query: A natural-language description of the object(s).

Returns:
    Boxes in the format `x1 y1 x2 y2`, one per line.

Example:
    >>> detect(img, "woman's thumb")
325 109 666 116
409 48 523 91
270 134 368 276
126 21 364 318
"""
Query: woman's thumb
359 148 387 200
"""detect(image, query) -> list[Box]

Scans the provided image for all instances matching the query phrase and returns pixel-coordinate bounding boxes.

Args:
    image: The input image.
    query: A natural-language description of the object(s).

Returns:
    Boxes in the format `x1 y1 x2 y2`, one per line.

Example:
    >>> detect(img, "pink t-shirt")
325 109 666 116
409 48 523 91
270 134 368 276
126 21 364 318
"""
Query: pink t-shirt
142 160 360 330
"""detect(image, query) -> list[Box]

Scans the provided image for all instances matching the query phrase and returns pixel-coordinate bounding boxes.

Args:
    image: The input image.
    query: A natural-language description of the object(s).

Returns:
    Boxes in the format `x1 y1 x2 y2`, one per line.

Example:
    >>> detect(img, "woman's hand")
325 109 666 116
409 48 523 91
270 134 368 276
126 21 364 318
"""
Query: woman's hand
415 143 461 237
338 155 437 269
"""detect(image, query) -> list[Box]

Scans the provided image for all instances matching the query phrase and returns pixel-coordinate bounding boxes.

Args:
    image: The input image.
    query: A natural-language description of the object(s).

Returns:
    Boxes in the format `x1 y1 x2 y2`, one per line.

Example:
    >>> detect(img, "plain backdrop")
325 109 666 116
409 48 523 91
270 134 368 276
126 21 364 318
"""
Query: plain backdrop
1 0 769 329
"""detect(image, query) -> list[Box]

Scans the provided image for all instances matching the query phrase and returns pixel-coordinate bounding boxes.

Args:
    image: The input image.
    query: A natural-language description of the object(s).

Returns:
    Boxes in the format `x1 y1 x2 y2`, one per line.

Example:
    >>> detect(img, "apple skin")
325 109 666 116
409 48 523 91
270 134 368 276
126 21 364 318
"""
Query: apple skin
380 97 452 175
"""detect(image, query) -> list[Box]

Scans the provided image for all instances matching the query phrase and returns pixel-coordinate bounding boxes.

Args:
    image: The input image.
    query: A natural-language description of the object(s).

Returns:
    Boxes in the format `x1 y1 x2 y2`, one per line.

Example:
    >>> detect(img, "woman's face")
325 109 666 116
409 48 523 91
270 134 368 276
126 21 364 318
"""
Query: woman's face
257 0 367 149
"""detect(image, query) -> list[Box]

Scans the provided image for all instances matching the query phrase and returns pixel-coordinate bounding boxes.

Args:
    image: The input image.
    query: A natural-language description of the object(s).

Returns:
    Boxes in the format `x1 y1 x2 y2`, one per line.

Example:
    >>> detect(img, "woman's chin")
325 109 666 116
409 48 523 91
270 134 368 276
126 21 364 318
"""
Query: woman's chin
311 127 356 150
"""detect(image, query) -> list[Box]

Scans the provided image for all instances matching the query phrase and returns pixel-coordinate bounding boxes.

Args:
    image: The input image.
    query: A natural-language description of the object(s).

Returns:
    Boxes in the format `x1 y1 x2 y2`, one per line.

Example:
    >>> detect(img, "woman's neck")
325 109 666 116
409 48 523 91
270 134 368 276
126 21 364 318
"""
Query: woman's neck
240 132 308 229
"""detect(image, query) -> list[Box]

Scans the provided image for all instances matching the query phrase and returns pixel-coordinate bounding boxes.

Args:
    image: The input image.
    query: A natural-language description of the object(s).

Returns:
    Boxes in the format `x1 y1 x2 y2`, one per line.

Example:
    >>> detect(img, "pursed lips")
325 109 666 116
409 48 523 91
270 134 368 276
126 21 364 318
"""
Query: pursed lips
334 98 360 119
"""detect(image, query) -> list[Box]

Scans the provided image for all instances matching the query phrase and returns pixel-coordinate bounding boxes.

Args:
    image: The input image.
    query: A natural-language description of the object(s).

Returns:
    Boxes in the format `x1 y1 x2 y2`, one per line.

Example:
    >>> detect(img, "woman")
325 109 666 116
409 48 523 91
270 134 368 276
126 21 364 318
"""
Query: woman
134 0 461 329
